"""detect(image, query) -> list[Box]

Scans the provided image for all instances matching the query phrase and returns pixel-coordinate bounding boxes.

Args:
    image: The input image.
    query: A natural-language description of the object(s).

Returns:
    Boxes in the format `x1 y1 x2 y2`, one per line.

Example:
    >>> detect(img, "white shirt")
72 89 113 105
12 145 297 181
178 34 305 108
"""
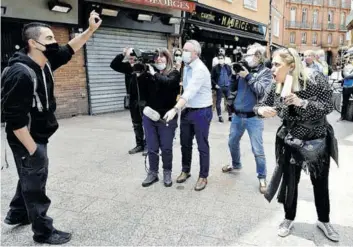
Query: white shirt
181 58 213 108
212 56 232 67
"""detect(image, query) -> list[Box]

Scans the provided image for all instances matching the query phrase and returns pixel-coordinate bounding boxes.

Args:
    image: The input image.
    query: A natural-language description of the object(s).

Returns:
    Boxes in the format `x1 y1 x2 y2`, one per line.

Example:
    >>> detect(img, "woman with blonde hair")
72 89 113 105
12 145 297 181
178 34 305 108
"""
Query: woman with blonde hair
140 48 181 187
254 48 339 241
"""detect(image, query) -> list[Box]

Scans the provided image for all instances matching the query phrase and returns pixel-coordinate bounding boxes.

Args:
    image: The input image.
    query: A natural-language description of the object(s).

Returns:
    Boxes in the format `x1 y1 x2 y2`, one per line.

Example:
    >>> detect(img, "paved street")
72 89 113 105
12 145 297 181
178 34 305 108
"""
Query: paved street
1 110 353 246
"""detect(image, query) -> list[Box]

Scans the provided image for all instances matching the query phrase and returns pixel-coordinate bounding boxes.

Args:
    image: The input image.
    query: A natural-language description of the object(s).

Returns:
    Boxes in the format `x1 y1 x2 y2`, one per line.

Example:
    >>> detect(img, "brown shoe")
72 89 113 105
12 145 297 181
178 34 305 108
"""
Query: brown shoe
194 178 207 191
259 178 267 194
176 172 191 183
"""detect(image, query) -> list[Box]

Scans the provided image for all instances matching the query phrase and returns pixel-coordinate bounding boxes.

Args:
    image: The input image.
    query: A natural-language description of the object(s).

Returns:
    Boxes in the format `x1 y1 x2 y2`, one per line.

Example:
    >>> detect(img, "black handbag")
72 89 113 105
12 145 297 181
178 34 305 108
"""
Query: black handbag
124 94 130 109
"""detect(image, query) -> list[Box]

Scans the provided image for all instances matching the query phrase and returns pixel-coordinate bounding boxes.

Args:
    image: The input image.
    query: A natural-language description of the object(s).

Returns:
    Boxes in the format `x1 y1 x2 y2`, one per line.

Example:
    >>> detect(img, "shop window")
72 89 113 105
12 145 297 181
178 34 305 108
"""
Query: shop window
244 0 257 11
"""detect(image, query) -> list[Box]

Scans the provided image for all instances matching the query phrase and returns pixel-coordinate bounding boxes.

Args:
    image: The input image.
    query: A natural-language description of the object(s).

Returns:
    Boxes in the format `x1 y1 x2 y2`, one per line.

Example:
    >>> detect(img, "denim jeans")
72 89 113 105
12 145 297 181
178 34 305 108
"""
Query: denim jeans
228 115 267 178
216 86 230 117
143 115 177 173
180 106 213 178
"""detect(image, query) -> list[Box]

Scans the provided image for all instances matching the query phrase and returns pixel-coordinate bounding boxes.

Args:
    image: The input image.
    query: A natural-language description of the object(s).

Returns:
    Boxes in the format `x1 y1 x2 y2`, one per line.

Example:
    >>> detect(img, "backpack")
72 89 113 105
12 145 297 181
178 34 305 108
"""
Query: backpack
1 62 54 123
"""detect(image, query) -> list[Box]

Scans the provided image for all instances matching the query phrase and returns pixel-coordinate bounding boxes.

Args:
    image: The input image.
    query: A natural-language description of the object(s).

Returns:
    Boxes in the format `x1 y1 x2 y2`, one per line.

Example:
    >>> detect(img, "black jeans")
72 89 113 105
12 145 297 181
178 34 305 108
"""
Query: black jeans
129 101 145 147
341 87 353 120
215 86 230 117
7 141 54 238
284 162 330 222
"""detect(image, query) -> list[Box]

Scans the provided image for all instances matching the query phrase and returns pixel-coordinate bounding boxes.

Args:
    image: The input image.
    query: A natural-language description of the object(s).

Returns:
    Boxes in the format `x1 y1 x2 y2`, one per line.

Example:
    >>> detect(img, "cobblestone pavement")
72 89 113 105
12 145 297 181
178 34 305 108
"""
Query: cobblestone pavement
1 110 353 246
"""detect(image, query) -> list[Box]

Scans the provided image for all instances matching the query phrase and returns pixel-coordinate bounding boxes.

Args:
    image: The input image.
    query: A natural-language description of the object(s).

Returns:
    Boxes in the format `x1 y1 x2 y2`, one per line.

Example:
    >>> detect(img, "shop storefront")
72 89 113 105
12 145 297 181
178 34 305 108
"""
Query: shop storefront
183 3 267 70
82 0 195 114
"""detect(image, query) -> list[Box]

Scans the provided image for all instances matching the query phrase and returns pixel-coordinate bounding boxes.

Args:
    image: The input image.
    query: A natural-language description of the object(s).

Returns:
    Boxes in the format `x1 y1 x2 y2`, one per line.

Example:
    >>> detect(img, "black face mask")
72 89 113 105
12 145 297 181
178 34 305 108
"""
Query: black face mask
35 40 60 59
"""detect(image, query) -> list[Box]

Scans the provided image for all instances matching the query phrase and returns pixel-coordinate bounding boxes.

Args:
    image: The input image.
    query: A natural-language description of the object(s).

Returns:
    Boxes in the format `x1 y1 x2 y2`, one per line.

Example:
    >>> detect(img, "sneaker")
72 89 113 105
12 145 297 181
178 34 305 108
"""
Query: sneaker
4 215 30 225
163 170 172 187
278 219 294 237
317 221 339 242
142 172 159 187
228 116 232 122
129 146 144 154
259 178 267 194
221 164 242 173
33 229 72 245
219 116 224 123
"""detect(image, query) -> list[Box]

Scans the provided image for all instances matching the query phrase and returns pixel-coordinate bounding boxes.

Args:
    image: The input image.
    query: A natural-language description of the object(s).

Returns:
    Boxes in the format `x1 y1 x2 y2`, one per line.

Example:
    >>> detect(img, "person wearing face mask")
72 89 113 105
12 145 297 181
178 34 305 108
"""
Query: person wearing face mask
140 48 181 187
110 47 147 155
211 54 232 122
222 43 272 194
254 48 339 242
163 40 213 191
0 12 102 244
212 48 232 67
315 50 331 78
303 50 323 74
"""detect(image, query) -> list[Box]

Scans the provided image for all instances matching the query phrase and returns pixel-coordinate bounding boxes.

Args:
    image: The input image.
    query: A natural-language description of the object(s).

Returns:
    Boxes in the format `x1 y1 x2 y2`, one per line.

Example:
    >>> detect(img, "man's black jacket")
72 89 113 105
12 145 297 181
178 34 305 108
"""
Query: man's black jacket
2 45 74 144
211 64 232 90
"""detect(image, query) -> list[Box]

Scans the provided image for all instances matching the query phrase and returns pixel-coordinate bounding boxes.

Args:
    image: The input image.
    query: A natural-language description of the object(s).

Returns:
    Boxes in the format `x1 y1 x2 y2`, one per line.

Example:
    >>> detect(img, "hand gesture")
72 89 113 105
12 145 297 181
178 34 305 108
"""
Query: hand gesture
258 106 277 118
146 64 156 76
163 108 177 122
88 10 102 32
284 93 302 106
238 67 249 78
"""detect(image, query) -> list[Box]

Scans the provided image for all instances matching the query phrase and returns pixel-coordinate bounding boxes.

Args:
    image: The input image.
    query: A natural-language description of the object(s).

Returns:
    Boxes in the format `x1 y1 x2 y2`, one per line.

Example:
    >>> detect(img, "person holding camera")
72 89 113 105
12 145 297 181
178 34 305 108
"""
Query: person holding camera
1 11 101 244
141 48 181 187
110 48 146 155
254 48 339 242
211 54 232 122
222 43 272 194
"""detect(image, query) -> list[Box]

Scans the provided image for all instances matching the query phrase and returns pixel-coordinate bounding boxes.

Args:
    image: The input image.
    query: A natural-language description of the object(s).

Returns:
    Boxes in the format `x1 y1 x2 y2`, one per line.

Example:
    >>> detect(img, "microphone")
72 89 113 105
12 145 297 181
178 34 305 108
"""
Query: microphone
143 106 168 125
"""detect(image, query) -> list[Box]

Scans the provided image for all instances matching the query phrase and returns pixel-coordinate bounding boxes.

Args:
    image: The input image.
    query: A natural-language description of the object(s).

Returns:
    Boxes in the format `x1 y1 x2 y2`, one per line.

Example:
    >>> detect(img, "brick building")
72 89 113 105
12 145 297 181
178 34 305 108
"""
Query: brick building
284 0 351 66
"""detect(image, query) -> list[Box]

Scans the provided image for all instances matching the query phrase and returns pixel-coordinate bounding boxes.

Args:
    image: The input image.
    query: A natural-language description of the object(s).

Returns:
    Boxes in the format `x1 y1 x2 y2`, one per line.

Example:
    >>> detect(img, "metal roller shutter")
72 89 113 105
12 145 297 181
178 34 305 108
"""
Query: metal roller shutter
86 27 168 114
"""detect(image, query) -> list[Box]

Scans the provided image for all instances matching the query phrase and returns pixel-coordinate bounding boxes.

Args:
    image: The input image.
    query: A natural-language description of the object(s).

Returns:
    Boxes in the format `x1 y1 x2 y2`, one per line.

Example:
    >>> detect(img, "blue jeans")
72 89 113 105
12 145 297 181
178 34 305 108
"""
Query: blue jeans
228 115 266 178
216 86 230 117
143 115 178 173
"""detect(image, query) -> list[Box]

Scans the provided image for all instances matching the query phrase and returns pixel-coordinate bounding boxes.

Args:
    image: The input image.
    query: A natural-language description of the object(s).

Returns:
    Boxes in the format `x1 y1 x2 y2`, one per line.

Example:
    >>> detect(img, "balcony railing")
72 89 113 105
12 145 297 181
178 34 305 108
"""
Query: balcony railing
313 0 323 5
327 23 336 30
301 22 311 29
312 23 322 29
302 0 313 4
327 0 338 7
286 21 301 28
340 24 347 31
341 0 351 9
286 0 302 3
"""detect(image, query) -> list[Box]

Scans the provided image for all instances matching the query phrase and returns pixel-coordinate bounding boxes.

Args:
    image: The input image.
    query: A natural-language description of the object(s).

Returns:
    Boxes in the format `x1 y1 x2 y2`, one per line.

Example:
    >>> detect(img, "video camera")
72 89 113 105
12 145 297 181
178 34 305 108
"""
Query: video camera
130 48 159 73
232 61 251 74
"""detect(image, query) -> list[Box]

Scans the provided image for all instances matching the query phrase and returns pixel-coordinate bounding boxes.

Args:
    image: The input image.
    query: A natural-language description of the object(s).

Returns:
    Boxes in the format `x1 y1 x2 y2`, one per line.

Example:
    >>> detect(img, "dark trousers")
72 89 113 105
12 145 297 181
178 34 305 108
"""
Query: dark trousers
143 115 177 173
129 102 145 147
341 87 353 120
284 161 330 222
180 106 213 178
216 86 230 117
7 141 54 238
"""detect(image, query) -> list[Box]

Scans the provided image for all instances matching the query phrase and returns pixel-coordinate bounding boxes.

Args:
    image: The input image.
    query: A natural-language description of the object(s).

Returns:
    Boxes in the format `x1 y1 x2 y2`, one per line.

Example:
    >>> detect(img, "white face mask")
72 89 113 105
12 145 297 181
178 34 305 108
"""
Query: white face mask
154 63 166 71
245 56 257 68
218 59 225 65
175 56 183 63
182 52 192 64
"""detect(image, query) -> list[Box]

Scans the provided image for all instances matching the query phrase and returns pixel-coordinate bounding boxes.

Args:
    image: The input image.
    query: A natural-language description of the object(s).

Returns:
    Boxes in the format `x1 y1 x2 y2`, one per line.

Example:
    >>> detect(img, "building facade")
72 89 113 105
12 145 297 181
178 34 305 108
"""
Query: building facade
272 0 286 49
284 0 351 66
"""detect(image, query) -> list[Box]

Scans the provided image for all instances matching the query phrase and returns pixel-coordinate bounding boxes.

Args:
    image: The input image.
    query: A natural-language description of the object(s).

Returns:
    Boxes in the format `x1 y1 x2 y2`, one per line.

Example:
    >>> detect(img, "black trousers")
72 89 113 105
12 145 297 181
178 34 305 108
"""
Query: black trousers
341 87 353 120
129 101 145 147
7 141 54 238
283 161 330 223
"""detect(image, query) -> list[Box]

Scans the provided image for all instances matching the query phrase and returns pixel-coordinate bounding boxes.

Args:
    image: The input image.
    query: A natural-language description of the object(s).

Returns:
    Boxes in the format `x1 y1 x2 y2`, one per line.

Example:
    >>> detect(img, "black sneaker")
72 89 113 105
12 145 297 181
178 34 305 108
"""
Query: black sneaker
4 215 30 225
219 116 224 123
33 229 72 245
228 116 232 122
128 146 144 154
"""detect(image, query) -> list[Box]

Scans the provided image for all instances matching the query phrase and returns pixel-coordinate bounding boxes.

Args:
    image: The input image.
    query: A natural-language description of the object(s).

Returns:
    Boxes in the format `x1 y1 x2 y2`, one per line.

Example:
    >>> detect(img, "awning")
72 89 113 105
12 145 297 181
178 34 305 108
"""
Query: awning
191 22 266 43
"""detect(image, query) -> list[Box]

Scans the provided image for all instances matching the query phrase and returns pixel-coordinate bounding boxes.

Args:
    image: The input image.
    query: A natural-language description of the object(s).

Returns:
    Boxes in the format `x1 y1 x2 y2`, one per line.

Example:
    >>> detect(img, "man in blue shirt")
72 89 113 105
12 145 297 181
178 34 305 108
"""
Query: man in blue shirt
222 43 272 194
211 54 232 122
339 62 353 121
164 40 213 191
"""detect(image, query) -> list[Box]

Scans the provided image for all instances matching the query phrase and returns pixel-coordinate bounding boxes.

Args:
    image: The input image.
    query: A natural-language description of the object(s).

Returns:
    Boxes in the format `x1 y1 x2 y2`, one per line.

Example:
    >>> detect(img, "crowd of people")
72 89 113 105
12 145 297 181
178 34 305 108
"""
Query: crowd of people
1 11 343 245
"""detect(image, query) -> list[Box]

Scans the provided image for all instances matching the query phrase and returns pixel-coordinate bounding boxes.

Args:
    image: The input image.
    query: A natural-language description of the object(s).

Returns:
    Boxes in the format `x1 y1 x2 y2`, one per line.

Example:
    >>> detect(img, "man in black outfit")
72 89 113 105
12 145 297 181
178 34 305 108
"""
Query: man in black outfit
110 48 146 154
1 11 102 245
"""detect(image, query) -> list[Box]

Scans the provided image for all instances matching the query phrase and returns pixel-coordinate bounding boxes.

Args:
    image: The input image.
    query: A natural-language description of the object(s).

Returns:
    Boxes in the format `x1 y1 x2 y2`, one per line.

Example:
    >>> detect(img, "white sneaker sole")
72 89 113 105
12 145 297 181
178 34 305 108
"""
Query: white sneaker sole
317 222 339 242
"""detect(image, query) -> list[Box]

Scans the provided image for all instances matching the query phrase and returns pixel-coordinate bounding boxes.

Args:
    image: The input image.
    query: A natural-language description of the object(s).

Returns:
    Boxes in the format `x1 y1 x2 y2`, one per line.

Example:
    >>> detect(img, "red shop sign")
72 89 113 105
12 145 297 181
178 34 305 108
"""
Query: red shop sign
123 0 196 13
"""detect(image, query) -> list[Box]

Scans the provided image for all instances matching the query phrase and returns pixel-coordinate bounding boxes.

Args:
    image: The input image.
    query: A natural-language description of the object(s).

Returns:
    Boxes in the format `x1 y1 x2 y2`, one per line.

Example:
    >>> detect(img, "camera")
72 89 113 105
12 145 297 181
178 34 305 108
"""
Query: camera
130 48 159 73
232 61 250 73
